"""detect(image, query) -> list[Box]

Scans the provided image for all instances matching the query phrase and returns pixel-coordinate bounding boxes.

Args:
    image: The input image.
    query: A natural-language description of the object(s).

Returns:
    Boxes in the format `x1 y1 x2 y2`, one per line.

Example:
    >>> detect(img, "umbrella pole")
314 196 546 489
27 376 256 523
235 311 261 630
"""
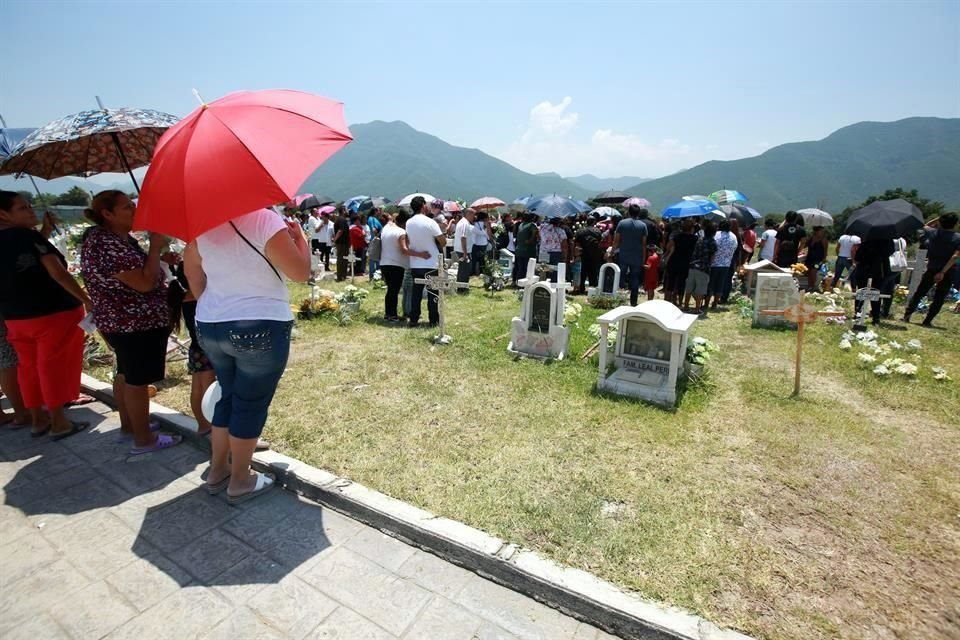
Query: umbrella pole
110 131 141 194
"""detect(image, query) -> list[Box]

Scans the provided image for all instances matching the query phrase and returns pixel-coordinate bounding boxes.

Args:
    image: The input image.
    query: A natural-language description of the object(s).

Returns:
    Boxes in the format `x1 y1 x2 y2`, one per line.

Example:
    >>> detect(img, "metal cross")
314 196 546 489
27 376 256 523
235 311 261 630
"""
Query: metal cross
413 254 470 344
851 278 891 331
345 247 360 284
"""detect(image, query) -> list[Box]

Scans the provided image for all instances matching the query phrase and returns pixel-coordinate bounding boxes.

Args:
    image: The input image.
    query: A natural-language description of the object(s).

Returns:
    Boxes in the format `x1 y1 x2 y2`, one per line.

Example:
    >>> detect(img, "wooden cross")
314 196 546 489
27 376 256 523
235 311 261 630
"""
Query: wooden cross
413 254 470 344
345 247 360 284
761 303 845 396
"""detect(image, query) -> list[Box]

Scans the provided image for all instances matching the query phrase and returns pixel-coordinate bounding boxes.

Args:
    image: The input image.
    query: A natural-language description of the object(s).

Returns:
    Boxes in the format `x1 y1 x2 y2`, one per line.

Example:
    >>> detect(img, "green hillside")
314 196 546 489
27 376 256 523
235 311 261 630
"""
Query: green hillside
301 120 592 202
625 117 960 214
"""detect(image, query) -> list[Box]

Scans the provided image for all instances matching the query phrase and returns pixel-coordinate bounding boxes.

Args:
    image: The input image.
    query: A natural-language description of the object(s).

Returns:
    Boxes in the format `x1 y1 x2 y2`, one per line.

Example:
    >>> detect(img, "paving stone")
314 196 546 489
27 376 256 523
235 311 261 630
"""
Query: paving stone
105 552 193 612
256 504 356 572
453 574 580 640
396 549 474 599
221 489 302 542
210 552 288 604
0 504 37 546
6 444 87 480
159 444 211 486
0 529 59 586
572 622 599 639
303 546 432 636
0 558 91 636
134 489 237 553
306 607 395 640
108 477 200 529
474 622 522 640
2 463 100 508
202 605 289 640
50 579 138 639
42 510 142 579
400 595 483 640
169 526 256 582
25 475 131 532
2 612 71 640
247 575 339 639
95 457 182 494
105 585 232 640
343 525 417 572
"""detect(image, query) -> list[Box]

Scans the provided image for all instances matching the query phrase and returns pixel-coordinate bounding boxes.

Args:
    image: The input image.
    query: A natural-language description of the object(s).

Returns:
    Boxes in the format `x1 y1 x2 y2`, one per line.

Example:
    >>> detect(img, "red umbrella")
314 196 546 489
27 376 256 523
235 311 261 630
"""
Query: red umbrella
135 90 352 241
469 196 506 210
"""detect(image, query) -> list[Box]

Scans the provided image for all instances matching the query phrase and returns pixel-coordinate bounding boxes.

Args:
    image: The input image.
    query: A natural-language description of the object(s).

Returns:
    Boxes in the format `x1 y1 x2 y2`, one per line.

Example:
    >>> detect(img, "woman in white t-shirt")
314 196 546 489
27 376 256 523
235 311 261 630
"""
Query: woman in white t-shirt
183 208 310 505
379 210 428 322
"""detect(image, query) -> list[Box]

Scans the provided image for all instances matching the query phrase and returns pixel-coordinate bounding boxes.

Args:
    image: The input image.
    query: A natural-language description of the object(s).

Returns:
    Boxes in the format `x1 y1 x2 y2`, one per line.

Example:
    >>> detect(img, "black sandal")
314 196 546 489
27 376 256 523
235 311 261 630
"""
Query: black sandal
50 422 89 441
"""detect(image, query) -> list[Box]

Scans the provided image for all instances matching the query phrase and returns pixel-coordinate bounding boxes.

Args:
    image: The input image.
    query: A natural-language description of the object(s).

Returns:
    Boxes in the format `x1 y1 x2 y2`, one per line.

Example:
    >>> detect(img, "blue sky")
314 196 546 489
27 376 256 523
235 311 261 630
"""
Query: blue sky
2 0 958 180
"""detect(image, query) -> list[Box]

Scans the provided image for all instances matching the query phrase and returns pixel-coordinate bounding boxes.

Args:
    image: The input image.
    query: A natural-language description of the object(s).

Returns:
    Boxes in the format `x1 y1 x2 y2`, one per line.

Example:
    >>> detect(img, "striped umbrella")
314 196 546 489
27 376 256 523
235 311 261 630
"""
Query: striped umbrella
709 189 748 204
623 196 651 208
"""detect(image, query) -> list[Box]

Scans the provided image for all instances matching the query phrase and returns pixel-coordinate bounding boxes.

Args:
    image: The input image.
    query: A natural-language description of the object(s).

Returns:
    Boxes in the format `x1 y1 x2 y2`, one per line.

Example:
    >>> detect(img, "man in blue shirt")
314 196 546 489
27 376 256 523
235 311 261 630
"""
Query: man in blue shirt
610 204 648 305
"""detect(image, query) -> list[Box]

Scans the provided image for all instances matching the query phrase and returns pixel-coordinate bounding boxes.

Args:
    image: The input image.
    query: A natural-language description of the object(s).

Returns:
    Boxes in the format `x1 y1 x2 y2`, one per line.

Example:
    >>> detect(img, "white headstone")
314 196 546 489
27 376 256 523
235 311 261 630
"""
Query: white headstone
753 273 801 328
508 271 571 361
742 259 791 297
345 247 360 283
596 301 698 407
518 257 540 288
498 249 515 277
906 249 928 298
590 263 622 298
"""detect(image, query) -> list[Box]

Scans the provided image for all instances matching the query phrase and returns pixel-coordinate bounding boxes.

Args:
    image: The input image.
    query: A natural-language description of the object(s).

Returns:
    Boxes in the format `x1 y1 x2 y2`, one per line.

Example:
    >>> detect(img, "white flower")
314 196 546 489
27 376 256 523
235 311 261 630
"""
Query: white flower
857 330 878 343
839 339 852 350
858 353 876 364
873 365 891 376
841 330 857 342
888 340 903 350
894 363 918 376
906 339 922 350
932 367 951 381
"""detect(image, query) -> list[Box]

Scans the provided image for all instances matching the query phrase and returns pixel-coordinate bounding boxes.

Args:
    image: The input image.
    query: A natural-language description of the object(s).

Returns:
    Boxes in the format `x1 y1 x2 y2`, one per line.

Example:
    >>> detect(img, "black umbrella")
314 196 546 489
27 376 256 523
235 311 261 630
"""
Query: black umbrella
358 196 393 212
592 190 631 204
844 198 924 241
298 194 336 211
720 204 762 226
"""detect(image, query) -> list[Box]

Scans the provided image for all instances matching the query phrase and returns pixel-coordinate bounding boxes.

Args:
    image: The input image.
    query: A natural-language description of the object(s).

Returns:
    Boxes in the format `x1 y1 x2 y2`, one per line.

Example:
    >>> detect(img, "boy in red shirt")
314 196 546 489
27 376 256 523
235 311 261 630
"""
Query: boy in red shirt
643 244 660 301
348 214 368 275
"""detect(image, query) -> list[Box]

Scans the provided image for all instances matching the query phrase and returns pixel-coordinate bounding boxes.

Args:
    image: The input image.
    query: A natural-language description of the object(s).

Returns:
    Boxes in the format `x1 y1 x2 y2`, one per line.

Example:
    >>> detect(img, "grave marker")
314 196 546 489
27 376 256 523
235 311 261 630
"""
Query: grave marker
906 249 928 298
345 247 360 284
851 278 891 331
753 272 801 328
589 263 622 299
761 303 845 396
413 254 470 345
508 263 570 360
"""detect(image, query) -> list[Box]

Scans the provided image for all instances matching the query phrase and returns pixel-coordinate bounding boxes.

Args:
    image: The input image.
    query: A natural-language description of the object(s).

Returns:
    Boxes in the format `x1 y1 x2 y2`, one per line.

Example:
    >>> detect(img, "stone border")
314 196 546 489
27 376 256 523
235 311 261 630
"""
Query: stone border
81 374 751 640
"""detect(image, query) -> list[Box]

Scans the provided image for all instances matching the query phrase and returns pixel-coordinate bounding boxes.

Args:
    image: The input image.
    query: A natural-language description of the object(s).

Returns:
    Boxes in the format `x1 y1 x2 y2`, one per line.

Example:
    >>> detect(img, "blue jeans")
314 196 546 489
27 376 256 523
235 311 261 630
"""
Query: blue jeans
620 260 644 305
832 256 852 288
197 319 292 439
409 268 439 325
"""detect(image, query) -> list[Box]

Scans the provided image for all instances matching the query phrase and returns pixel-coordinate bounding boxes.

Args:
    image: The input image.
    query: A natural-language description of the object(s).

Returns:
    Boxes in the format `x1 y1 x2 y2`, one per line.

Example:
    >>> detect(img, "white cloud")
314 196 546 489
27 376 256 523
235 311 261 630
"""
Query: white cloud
496 97 693 178
757 141 771 149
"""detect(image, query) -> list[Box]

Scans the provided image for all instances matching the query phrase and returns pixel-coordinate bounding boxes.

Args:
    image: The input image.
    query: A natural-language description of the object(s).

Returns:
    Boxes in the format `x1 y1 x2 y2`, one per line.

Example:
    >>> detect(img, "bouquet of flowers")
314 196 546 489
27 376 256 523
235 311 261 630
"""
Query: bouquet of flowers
371 270 385 290
298 289 340 320
790 263 808 276
563 299 582 325
482 260 506 291
335 285 369 305
587 322 617 348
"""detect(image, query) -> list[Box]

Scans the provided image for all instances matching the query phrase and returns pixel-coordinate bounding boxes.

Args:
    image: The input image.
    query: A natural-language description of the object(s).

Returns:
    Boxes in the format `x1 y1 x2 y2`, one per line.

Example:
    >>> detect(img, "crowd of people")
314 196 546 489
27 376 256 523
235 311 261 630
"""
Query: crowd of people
2 188 958 506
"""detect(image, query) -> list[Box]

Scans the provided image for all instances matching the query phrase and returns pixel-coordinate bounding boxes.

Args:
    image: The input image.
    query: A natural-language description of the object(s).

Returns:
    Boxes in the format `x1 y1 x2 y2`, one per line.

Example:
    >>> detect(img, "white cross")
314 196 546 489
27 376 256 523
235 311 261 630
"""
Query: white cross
345 247 360 284
518 258 540 288
851 278 891 331
552 263 571 325
413 254 470 344
906 249 928 298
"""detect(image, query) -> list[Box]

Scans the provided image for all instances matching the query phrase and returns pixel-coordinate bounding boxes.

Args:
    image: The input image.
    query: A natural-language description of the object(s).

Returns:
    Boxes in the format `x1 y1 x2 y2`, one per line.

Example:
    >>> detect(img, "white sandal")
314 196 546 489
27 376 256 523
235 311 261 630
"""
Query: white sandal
227 472 275 505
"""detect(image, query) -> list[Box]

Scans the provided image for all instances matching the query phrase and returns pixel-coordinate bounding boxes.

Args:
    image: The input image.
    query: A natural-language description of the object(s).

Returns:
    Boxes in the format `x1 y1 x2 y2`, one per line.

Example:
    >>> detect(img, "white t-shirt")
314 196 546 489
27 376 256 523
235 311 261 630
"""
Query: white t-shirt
473 221 489 247
196 209 294 323
837 234 861 258
454 218 474 254
316 219 332 244
405 214 442 269
760 229 777 260
379 223 409 268
305 215 321 239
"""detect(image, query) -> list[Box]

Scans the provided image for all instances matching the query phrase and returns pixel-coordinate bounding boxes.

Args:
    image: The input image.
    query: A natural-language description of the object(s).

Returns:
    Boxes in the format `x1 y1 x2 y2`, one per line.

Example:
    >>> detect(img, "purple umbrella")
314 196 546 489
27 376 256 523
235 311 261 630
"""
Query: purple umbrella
623 197 651 208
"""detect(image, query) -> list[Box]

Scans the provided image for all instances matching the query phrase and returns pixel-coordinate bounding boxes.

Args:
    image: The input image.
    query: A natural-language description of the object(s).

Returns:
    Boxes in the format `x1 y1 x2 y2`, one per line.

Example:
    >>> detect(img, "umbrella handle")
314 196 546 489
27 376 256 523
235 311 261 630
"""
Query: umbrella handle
109 131 140 194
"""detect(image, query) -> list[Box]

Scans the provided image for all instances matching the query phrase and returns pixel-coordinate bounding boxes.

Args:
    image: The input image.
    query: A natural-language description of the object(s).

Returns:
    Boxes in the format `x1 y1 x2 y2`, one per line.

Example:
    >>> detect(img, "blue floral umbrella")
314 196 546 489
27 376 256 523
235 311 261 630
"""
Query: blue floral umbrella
0 103 179 192
0 117 42 196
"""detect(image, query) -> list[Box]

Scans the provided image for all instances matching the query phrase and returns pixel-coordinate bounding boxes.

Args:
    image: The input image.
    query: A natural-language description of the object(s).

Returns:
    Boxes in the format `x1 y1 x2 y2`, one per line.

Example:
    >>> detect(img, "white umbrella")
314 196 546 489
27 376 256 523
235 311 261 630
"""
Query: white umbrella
397 192 436 207
797 208 833 227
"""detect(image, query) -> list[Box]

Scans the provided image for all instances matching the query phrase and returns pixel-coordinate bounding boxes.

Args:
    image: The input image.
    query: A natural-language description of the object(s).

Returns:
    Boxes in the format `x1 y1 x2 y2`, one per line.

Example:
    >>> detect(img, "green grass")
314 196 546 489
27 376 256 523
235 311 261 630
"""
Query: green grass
110 278 960 640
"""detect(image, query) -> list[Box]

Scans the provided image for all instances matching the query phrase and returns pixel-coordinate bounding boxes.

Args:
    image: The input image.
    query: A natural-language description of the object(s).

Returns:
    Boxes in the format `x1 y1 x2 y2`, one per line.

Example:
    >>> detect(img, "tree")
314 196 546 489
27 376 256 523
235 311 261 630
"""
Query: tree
53 186 92 206
33 192 58 208
834 188 945 239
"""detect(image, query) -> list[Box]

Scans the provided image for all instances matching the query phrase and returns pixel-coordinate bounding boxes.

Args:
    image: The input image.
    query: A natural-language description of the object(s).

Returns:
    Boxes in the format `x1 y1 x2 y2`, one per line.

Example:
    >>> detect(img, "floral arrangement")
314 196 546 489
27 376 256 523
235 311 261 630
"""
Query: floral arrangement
790 263 808 276
563 299 582 325
335 285 369 305
893 285 909 303
686 336 718 373
482 260 506 291
587 322 618 347
840 331 950 381
729 291 754 318
371 270 385 290
587 291 626 309
492 222 506 237
298 287 340 319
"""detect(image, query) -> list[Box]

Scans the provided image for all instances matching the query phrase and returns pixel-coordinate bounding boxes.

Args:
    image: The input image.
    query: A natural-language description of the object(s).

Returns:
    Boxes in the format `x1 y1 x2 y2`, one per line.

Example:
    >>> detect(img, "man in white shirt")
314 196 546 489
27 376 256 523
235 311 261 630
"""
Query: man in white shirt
405 196 447 327
758 218 778 262
304 208 321 250
831 233 861 289
454 208 476 287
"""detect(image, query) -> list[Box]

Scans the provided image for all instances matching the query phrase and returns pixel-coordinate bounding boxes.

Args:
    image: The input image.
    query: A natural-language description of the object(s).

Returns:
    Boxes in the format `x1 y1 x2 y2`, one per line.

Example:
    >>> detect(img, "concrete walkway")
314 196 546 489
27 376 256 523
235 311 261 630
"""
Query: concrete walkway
0 401 615 640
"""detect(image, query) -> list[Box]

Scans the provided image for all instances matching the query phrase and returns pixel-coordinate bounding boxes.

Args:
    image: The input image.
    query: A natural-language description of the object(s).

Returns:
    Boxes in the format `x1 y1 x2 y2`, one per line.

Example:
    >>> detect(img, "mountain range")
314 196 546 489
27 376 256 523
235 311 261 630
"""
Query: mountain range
3 117 957 215
625 117 960 212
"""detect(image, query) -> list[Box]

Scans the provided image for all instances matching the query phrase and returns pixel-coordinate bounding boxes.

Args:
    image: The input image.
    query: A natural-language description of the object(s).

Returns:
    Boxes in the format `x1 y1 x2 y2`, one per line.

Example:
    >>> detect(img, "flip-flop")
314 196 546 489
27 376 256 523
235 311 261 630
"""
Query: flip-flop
30 426 51 438
129 433 182 456
206 473 231 495
227 472 275 505
114 420 163 443
64 393 97 407
50 422 89 441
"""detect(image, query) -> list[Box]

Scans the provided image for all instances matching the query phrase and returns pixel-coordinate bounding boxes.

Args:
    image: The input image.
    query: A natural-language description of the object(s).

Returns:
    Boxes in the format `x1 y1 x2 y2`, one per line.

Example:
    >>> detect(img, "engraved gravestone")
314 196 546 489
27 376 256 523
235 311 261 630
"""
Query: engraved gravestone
529 285 553 332
753 272 801 328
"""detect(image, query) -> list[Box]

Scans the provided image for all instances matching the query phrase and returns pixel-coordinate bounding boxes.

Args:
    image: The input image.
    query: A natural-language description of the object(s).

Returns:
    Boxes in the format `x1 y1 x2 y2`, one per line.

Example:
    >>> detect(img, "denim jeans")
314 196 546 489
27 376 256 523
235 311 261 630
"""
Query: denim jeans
197 319 292 439
381 265 405 318
832 256 852 288
621 260 644 305
409 268 439 325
